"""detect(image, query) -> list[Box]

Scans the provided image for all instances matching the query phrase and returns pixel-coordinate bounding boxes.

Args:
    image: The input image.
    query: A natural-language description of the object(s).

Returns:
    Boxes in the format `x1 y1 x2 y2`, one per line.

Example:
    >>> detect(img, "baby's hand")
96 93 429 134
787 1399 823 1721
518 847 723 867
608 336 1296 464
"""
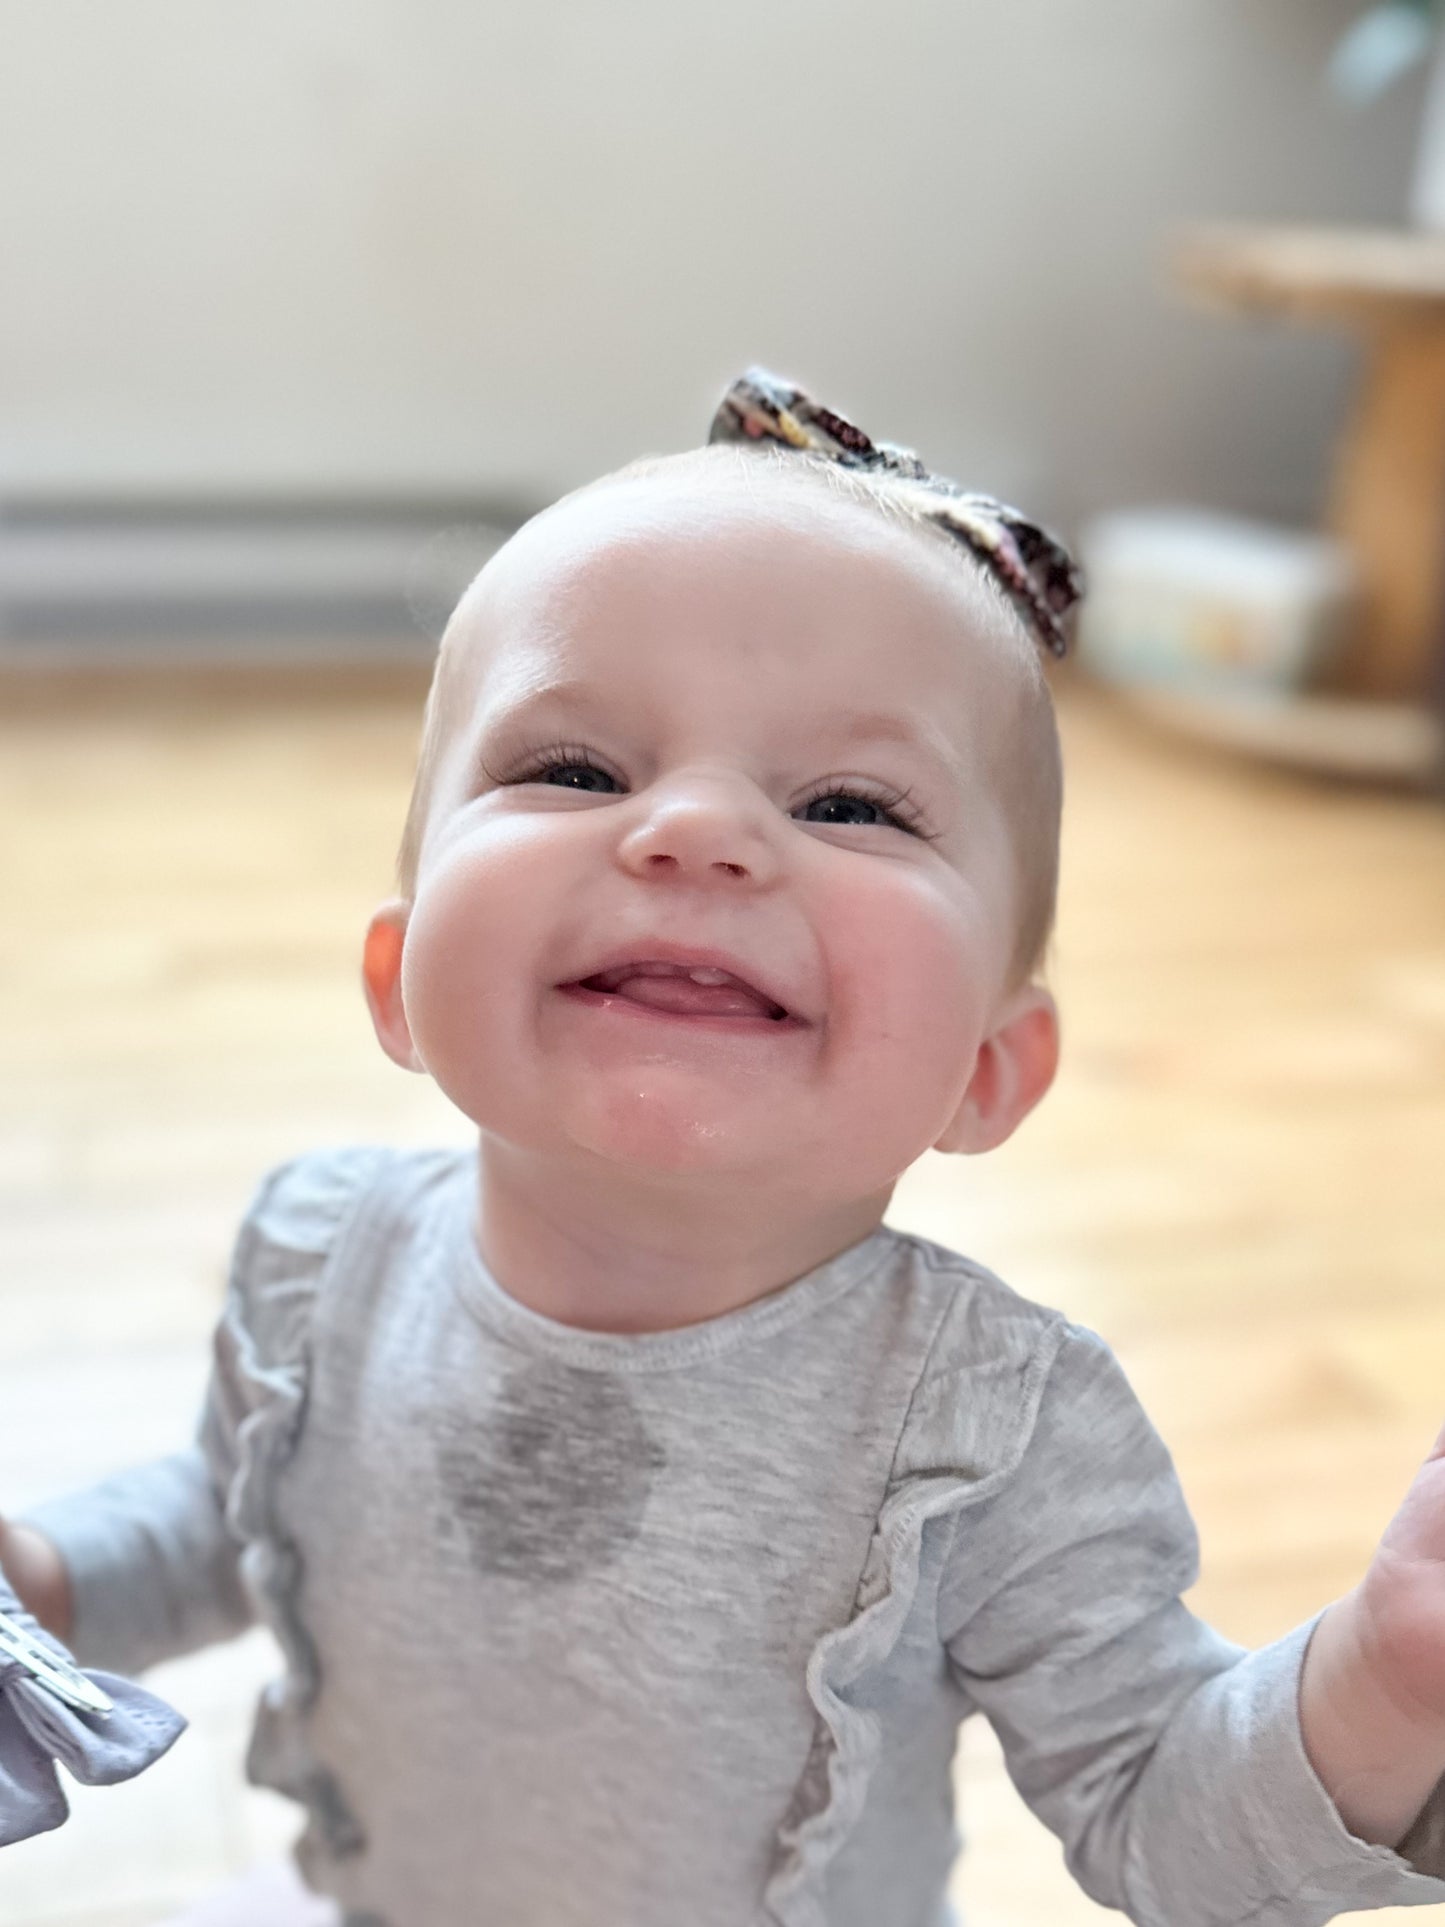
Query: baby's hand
0 1518 72 1643
1355 1418 1445 1728
1299 1419 1445 1847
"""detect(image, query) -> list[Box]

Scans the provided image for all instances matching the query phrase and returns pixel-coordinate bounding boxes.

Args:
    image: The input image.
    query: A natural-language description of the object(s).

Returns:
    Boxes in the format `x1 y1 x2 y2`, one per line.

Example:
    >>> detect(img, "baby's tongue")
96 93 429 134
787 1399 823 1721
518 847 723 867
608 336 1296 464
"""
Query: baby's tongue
609 972 773 1018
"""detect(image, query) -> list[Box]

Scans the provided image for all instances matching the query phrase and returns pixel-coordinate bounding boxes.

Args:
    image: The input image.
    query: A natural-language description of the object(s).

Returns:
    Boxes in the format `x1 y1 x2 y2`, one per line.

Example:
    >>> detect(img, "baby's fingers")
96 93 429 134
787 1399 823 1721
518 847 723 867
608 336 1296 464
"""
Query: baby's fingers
0 1520 72 1642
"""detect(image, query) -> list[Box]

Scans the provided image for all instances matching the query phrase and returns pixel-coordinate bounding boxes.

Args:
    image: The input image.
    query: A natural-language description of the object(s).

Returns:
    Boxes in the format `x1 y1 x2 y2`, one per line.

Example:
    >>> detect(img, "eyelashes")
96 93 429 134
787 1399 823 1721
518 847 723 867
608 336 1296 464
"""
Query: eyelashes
792 775 930 838
485 741 612 790
484 740 936 839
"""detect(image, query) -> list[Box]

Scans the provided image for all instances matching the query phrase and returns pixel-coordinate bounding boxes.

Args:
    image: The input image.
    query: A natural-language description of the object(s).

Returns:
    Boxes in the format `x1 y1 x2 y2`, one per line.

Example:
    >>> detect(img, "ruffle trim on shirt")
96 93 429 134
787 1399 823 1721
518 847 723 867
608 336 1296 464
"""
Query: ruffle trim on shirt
216 1147 389 1875
761 1295 1068 1927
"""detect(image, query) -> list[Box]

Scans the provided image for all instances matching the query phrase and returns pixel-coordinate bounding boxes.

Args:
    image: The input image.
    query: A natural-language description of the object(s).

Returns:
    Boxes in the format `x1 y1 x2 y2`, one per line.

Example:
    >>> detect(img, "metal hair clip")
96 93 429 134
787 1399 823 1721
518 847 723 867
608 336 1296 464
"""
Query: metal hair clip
0 1605 114 1717
707 366 1084 659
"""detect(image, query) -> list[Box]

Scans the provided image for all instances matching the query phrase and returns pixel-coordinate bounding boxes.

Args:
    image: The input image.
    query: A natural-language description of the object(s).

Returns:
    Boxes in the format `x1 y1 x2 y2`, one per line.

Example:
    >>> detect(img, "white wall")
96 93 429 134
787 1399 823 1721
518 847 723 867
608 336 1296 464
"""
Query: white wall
0 0 1424 530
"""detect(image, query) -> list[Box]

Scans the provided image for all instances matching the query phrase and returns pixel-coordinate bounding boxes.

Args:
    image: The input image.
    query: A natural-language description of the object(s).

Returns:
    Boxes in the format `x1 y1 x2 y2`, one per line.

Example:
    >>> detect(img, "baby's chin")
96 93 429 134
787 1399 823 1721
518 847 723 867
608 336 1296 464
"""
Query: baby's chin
559 1083 779 1178
550 1086 913 1213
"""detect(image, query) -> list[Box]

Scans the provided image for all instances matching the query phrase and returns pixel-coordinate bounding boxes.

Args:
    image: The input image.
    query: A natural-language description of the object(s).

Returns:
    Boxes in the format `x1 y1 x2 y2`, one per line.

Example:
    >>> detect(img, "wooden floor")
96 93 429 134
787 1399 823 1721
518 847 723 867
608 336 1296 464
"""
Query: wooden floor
1 661 1442 1926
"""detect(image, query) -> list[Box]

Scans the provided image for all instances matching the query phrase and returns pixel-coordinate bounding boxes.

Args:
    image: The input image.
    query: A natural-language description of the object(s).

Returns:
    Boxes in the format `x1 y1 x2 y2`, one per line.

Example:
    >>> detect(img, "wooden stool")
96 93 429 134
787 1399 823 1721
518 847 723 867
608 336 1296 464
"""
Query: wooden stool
1175 225 1445 708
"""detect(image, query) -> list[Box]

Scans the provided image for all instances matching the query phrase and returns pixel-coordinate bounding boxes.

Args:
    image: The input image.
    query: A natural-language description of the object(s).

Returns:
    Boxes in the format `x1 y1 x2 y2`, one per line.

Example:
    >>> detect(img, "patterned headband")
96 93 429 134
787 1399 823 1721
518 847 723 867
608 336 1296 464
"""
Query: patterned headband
706 366 1082 659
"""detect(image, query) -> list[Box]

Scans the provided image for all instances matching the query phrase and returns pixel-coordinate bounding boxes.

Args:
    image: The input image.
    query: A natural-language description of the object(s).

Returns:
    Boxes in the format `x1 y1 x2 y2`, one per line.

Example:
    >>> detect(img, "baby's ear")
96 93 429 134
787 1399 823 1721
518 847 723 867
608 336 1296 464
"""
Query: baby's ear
933 984 1059 1157
362 900 425 1072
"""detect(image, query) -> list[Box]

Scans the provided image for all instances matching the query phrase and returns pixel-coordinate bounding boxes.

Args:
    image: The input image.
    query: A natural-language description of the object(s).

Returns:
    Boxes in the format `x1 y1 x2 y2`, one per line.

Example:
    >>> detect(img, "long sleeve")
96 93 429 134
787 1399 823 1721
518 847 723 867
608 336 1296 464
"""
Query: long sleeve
21 1445 249 1676
939 1322 1445 1926
21 1145 383 1681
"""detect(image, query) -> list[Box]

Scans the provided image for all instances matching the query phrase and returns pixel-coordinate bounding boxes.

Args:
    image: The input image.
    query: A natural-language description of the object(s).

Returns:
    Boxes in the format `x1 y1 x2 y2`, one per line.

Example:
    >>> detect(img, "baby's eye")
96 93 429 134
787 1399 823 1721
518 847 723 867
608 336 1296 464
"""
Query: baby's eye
511 746 621 793
794 785 922 836
537 762 618 794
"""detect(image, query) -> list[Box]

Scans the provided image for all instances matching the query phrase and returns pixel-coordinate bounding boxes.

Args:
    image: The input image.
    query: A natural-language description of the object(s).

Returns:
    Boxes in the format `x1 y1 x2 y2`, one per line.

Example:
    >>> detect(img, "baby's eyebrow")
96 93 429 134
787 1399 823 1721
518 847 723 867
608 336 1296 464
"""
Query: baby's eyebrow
815 707 964 788
474 680 594 740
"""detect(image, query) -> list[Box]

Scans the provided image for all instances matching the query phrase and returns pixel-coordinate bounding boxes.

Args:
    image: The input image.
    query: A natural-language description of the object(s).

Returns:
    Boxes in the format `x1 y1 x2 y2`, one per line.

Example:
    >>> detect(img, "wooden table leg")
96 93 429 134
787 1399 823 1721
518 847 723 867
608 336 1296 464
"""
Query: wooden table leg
1327 323 1445 701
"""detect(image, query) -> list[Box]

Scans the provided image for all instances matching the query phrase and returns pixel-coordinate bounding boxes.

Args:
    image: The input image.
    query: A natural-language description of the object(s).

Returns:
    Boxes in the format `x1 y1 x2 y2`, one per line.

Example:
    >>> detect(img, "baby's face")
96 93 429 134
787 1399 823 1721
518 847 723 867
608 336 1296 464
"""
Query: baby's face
384 465 1049 1204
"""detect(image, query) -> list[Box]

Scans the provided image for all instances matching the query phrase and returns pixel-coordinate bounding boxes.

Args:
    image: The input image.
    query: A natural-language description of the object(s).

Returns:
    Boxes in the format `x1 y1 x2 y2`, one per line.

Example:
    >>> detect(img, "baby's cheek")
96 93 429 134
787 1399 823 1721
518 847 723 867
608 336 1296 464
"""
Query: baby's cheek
400 848 534 1105
823 870 986 1109
831 868 977 1029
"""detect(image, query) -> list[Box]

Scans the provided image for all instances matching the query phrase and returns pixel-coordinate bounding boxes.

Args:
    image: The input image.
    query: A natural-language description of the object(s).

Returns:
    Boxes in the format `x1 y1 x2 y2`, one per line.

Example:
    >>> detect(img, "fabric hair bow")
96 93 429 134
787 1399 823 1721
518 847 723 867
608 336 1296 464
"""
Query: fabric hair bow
707 366 1083 660
0 1566 186 1847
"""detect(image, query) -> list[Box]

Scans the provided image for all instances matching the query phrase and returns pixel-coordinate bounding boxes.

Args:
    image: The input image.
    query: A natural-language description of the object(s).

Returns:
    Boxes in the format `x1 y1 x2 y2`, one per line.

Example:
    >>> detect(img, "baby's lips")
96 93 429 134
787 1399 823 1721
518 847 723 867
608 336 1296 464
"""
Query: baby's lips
581 969 788 1021
560 943 808 1025
587 962 783 1016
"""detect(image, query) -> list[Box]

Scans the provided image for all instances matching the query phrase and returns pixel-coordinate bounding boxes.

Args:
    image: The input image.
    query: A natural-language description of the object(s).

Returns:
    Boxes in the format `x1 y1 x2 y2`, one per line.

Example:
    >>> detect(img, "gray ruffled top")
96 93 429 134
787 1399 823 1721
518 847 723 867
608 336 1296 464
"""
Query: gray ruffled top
27 1146 1445 1926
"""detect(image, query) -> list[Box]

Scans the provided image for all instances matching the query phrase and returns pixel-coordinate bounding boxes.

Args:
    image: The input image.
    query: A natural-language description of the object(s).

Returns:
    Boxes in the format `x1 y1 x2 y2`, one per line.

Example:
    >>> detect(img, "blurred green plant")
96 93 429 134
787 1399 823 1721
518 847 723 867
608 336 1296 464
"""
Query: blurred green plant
1331 0 1443 104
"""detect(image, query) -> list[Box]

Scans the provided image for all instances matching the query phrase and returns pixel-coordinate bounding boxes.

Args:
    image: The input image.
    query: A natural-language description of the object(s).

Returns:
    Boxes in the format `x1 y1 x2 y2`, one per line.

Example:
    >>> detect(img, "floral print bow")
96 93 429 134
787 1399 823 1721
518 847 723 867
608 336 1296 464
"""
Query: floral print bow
708 367 1083 659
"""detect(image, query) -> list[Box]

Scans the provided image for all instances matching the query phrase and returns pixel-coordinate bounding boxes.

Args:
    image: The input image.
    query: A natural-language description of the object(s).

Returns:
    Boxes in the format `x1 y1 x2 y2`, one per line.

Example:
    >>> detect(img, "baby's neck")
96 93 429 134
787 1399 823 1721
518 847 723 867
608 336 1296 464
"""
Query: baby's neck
471 1135 893 1336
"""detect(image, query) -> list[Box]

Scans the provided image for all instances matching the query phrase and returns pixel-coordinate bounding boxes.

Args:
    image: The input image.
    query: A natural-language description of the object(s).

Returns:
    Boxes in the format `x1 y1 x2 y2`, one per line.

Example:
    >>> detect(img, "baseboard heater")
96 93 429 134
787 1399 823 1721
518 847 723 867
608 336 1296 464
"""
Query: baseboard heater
0 498 525 658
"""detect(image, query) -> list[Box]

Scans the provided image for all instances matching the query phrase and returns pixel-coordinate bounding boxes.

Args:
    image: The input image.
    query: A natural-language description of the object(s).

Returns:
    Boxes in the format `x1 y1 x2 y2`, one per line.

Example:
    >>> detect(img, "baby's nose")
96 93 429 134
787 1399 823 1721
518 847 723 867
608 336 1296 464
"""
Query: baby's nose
616 777 782 885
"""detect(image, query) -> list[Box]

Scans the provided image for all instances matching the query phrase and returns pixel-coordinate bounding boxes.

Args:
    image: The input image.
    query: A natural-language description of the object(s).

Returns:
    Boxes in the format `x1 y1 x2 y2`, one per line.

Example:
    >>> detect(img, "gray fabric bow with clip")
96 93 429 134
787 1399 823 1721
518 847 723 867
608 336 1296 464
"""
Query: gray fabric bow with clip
0 1567 186 1847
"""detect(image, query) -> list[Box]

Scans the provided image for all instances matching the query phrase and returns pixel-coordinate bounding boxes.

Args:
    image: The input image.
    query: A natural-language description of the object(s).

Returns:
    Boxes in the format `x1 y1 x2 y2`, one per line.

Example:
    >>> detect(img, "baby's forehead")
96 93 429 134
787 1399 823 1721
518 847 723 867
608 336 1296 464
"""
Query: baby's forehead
452 455 1019 686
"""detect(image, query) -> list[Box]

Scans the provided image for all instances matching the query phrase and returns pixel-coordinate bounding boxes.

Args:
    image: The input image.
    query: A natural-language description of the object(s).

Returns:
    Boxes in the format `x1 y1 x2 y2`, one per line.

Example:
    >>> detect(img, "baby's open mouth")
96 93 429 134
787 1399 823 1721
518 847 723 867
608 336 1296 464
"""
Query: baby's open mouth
564 960 791 1022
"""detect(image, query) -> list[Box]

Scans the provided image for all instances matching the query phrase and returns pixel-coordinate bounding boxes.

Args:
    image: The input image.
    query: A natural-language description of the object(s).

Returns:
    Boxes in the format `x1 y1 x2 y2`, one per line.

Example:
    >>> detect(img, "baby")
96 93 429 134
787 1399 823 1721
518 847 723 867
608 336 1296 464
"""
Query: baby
4 370 1445 1927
